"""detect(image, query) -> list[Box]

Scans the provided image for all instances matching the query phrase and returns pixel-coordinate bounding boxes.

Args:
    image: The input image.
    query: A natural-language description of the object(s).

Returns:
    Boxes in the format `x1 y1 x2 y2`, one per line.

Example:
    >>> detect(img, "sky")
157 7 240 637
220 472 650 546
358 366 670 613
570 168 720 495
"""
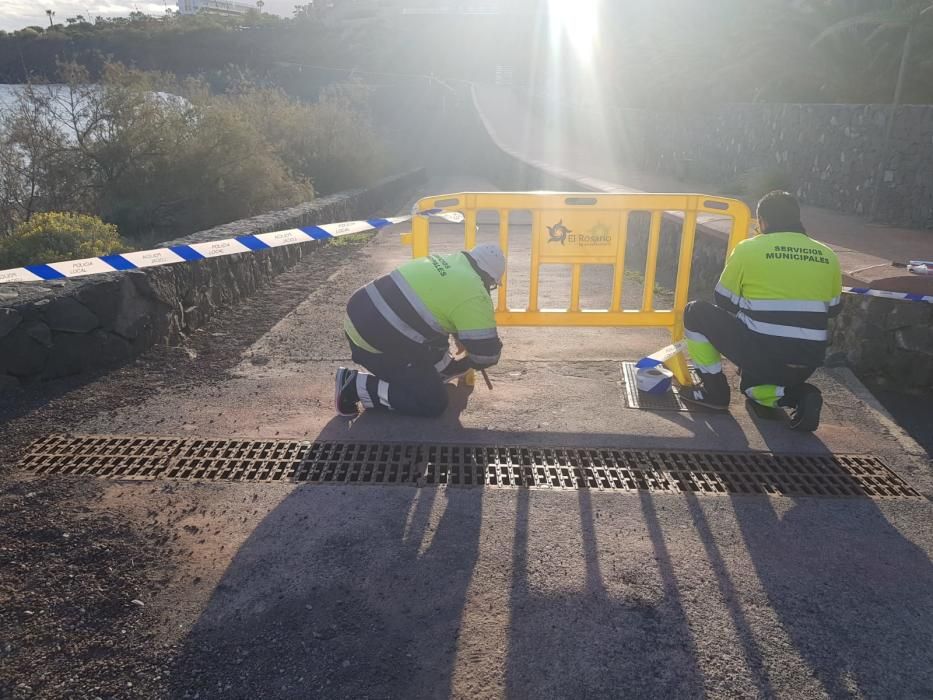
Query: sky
0 0 297 32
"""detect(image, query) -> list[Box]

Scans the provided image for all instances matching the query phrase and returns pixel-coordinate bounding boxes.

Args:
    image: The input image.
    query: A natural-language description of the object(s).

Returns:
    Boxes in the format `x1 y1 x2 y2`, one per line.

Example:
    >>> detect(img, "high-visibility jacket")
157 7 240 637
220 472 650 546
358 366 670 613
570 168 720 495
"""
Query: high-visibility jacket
345 251 502 372
713 231 842 367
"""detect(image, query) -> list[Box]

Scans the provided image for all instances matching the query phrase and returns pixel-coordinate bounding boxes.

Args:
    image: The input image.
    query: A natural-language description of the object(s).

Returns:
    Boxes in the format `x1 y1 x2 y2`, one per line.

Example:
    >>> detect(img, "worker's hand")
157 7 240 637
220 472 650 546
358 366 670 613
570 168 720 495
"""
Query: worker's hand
440 354 472 381
449 335 468 360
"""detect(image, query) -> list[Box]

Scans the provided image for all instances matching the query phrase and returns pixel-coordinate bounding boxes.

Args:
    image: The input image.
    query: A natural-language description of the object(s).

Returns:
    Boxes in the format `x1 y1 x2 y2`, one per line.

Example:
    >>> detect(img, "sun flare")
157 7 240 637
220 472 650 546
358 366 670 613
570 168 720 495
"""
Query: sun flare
547 0 599 61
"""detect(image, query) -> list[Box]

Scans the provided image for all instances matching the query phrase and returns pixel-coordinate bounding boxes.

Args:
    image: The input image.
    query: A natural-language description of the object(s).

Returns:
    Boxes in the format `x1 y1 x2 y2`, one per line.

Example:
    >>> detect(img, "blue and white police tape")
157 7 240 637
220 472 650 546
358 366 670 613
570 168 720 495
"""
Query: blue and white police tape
0 209 464 284
843 286 933 304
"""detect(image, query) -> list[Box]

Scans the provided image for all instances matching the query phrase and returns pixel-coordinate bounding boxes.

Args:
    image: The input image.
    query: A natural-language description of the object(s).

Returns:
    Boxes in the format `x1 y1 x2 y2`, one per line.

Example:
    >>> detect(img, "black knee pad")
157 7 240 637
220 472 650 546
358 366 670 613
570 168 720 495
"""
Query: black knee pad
683 300 712 331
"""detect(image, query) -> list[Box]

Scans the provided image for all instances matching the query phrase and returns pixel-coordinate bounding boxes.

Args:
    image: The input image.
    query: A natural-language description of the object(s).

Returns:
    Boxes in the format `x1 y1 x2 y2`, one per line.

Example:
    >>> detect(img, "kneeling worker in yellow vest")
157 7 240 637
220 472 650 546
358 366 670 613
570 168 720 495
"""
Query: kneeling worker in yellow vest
335 244 506 417
681 191 842 431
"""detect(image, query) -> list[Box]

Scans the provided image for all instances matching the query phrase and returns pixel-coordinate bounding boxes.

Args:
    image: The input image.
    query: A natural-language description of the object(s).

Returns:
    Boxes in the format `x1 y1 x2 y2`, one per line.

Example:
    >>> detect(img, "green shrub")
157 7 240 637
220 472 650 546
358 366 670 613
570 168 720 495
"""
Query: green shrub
0 212 127 268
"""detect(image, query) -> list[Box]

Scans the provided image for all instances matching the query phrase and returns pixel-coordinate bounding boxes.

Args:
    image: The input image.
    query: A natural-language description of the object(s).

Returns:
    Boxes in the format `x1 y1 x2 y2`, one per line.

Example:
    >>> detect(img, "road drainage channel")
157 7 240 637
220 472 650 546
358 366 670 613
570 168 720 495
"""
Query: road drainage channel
16 434 922 499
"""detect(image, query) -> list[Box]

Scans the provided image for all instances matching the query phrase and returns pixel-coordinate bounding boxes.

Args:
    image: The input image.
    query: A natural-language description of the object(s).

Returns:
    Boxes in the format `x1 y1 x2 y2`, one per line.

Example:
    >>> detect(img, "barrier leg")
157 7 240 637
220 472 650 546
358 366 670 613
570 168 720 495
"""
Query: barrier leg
664 350 693 387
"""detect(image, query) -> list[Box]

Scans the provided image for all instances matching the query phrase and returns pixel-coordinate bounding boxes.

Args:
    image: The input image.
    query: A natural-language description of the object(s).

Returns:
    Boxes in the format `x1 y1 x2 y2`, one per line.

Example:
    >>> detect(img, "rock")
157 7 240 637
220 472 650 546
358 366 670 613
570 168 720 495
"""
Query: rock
0 373 22 395
114 275 161 341
883 299 933 331
42 330 131 379
894 326 933 355
75 278 122 330
0 325 50 376
25 322 53 348
0 307 21 339
888 347 933 388
41 297 100 333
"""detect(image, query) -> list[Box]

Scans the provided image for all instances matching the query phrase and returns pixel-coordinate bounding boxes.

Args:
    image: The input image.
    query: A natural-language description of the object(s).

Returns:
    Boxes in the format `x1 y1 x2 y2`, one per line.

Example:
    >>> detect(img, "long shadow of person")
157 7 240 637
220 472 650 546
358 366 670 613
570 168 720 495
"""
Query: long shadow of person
730 470 933 697
497 403 763 699
503 485 707 698
675 392 933 697
166 382 485 699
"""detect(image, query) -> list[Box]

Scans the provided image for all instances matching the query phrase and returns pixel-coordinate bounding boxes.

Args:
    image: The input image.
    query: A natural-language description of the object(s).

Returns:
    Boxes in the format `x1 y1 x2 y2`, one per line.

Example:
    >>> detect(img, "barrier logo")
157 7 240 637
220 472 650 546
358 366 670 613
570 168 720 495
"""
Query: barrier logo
576 222 612 247
547 220 571 245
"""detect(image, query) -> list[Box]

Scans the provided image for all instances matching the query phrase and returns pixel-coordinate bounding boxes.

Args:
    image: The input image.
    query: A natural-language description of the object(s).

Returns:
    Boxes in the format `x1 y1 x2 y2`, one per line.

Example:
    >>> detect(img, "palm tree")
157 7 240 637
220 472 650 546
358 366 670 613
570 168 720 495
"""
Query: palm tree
814 2 933 220
45 9 55 27
256 0 265 13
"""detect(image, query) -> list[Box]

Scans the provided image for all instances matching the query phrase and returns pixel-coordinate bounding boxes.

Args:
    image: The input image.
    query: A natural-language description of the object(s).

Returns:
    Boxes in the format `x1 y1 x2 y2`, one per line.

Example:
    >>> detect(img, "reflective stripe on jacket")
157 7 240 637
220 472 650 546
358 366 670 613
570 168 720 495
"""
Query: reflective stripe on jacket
714 231 842 366
346 251 502 368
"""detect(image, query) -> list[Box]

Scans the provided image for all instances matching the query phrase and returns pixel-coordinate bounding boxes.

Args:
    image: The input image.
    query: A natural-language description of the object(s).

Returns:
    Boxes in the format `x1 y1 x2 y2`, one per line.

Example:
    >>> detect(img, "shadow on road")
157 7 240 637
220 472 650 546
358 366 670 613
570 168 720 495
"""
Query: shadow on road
502 487 707 697
166 484 485 699
737 419 933 698
730 493 933 699
165 403 933 699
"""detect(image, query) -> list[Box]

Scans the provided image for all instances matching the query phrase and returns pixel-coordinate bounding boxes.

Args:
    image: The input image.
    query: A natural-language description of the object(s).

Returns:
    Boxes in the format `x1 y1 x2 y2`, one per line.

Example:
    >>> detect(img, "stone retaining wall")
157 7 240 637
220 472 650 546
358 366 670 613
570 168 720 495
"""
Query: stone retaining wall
618 103 933 229
830 294 933 388
0 170 425 394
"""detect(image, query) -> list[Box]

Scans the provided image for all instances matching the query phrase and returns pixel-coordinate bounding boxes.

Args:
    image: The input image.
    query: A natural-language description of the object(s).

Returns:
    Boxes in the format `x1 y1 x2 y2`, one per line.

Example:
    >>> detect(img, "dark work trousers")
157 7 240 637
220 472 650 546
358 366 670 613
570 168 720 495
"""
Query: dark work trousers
683 301 816 403
348 338 449 417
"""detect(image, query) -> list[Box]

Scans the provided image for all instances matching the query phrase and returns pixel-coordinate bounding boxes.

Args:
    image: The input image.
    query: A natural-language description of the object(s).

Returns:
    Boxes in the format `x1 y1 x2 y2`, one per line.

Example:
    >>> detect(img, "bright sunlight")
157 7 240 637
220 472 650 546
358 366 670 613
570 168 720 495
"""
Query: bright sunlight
547 0 599 61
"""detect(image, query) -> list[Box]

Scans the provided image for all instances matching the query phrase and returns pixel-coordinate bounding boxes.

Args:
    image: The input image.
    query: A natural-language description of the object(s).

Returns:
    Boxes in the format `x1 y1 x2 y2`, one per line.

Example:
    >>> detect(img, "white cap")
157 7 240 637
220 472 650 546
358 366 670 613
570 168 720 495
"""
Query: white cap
468 243 506 284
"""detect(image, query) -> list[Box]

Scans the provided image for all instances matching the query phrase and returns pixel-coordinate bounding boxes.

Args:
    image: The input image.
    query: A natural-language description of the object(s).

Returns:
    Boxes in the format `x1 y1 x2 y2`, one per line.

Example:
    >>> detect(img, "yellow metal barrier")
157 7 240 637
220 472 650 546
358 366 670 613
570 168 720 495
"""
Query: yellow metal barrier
405 192 751 385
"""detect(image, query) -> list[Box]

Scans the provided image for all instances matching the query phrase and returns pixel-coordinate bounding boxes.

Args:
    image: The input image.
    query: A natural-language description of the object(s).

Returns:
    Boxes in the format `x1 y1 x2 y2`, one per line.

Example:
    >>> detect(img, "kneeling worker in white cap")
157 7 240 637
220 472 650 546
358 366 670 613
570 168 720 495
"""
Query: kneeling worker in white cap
335 244 506 417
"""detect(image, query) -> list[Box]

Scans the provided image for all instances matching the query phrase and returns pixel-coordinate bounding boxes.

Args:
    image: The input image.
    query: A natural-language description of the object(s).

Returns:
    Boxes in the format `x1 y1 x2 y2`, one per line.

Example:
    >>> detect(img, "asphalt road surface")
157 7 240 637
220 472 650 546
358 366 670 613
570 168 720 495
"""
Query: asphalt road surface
1 175 931 700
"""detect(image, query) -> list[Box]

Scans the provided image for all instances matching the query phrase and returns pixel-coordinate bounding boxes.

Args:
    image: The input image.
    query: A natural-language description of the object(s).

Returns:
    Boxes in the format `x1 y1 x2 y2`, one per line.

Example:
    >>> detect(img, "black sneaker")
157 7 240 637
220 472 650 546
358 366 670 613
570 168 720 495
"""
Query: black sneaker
679 385 729 410
334 367 359 417
789 384 822 432
746 398 784 420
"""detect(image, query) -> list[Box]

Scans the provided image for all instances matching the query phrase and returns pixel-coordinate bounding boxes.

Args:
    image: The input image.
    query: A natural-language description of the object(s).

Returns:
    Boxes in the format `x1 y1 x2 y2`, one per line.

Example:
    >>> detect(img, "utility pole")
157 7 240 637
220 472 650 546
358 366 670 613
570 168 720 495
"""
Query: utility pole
868 4 933 221
869 24 914 221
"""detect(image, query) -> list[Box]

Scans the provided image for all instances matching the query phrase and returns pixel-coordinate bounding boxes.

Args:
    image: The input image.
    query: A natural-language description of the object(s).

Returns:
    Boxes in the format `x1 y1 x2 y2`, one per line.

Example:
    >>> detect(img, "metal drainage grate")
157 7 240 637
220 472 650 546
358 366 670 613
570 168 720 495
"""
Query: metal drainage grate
621 361 708 412
18 434 922 499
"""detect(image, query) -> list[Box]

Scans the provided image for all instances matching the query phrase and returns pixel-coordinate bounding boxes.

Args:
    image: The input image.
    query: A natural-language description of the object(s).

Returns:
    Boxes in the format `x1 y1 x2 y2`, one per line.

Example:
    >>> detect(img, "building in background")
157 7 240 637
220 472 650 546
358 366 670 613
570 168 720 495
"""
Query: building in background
398 1 503 14
177 0 254 16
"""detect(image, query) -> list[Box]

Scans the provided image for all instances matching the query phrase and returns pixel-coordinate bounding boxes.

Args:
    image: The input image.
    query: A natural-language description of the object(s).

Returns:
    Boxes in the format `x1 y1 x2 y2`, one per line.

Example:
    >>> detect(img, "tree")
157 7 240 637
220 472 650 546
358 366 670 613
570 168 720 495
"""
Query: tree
0 84 90 233
45 9 55 28
0 61 392 243
814 1 933 218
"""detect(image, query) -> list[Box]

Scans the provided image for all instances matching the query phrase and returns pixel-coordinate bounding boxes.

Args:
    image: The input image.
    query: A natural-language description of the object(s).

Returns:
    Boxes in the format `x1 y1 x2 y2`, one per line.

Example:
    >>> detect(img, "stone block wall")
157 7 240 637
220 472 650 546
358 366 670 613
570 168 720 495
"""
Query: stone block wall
0 170 425 394
829 294 933 388
620 103 933 229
